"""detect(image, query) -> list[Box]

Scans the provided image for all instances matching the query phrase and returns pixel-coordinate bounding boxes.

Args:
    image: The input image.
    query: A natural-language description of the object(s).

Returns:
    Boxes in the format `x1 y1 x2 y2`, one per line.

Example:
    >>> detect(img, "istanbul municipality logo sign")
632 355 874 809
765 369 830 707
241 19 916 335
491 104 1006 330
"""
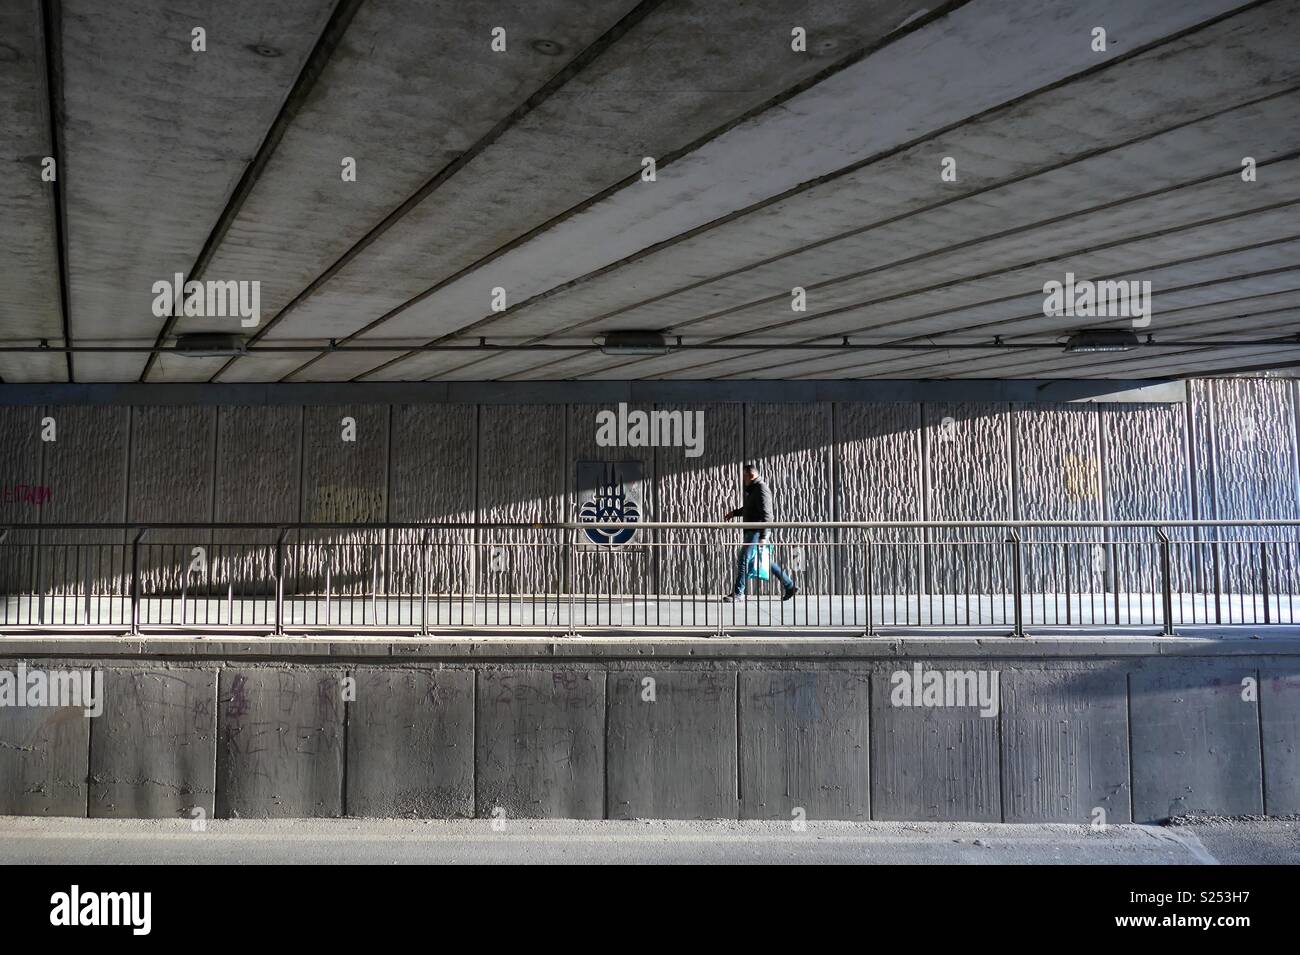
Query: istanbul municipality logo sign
578 463 641 546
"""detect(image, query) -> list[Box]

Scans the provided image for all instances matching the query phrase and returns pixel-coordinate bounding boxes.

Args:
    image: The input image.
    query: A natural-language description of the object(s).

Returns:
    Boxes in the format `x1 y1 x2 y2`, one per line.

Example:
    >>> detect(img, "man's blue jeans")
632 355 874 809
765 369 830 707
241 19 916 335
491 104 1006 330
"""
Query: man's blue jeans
733 531 795 596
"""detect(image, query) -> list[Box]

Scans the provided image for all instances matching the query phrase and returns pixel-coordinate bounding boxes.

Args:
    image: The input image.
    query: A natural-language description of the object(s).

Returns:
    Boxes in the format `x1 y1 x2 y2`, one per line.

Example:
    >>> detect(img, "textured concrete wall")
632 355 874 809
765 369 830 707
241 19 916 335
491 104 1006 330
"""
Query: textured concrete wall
0 672 90 816
346 667 474 817
925 402 1013 598
738 668 871 820
836 403 922 602
475 668 604 818
1013 405 1102 600
216 668 346 818
657 403 741 597
477 406 565 610
1130 663 1264 821
1 649 1295 823
1000 667 1130 823
389 405 476 612
89 668 217 819
607 670 737 819
0 379 1297 611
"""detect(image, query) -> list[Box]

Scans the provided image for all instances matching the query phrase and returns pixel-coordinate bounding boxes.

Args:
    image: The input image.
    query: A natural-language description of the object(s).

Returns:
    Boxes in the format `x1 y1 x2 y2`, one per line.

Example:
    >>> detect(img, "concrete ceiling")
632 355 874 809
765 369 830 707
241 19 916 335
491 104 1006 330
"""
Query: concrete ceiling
3 0 1299 384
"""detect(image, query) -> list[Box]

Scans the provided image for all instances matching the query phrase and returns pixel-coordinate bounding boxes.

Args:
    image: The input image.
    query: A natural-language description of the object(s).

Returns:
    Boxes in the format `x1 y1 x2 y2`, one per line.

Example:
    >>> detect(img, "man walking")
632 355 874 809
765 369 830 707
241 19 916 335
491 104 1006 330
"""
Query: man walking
722 462 797 602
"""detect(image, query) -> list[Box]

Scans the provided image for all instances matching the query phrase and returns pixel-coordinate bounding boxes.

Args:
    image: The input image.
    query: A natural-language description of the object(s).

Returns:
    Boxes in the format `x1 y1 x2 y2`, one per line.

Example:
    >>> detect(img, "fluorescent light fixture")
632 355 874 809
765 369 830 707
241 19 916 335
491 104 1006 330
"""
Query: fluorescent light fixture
1064 329 1140 353
174 332 246 357
598 330 671 356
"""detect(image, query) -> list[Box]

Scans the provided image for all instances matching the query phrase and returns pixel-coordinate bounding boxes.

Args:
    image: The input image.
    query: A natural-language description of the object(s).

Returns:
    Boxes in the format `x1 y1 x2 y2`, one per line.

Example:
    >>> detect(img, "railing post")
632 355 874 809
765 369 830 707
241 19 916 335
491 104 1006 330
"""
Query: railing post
1261 541 1272 625
1008 529 1024 637
1157 527 1174 635
862 537 874 637
420 529 430 637
130 529 145 636
566 526 578 637
274 528 288 636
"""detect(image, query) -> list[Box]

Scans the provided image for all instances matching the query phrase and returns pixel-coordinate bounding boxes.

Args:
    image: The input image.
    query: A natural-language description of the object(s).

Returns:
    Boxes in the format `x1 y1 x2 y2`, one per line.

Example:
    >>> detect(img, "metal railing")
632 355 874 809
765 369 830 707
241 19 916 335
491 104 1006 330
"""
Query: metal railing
1 520 1298 636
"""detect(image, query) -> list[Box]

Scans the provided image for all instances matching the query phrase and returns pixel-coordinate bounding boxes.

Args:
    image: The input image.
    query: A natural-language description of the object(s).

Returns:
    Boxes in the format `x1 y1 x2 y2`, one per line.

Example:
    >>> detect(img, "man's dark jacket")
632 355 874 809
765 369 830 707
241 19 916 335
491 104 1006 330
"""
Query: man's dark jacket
730 478 775 537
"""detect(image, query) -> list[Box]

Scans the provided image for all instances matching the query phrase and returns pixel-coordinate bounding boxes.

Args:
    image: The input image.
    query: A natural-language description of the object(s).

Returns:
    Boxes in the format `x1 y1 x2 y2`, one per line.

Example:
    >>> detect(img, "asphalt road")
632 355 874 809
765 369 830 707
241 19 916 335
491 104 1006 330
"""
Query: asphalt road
1 817 1295 864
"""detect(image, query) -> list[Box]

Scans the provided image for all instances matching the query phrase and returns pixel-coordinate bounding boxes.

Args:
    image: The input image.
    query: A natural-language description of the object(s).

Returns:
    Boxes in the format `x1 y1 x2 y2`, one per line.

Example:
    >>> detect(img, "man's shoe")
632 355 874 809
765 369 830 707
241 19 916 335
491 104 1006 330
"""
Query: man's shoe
722 594 744 603
782 585 798 602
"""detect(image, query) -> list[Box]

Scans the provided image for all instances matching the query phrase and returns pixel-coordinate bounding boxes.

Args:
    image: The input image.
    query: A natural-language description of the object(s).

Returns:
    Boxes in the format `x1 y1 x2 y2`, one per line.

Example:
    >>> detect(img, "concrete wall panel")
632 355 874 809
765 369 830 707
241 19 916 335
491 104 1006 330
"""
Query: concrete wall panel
1130 663 1263 822
476 668 603 819
1207 379 1300 602
0 406 44 527
216 668 345 818
0 669 90 816
128 407 216 524
924 403 1012 598
738 669 870 820
18 407 129 623
477 406 565 611
128 407 216 616
568 404 656 603
388 405 476 523
1261 666 1300 815
215 406 301 524
346 667 474 818
1000 667 1130 823
656 404 741 598
297 405 388 613
209 406 301 621
835 403 922 602
0 407 46 599
1013 405 1103 604
746 403 833 595
870 664 1001 821
1101 401 1196 596
389 405 476 612
607 670 737 819
89 668 217 819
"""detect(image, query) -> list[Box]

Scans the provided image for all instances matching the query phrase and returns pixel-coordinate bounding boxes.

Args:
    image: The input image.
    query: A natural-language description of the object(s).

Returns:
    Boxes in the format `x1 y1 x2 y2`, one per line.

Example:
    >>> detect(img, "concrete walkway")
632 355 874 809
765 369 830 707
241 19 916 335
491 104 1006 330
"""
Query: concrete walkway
3 817 1294 865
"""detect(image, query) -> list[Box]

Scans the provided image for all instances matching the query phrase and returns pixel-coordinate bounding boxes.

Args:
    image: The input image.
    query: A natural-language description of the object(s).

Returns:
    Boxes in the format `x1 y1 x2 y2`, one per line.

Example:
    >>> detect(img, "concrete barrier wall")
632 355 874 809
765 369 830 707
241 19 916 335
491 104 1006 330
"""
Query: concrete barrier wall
2 639 1297 824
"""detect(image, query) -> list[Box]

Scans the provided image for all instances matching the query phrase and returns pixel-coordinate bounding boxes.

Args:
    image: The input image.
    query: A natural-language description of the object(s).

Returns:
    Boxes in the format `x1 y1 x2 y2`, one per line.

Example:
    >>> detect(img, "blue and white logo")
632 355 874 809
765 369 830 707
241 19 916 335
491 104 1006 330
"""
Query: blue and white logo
578 467 640 546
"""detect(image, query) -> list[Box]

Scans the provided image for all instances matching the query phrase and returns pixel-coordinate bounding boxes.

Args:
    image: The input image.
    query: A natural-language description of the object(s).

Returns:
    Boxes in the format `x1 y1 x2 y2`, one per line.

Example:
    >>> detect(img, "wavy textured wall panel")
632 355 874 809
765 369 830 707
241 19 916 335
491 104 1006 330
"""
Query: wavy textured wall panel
835 402 922 600
128 407 216 596
478 405 565 611
210 406 301 616
389 405 476 607
925 402 1012 597
656 404 741 599
567 404 656 605
1102 401 1195 597
0 407 44 595
746 403 833 596
1014 404 1102 604
1207 378 1300 601
296 405 387 610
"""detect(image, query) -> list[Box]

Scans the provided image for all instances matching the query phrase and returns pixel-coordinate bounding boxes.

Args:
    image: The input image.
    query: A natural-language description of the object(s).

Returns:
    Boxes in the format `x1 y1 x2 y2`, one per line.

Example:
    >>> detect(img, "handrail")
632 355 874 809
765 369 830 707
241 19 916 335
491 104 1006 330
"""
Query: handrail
3 520 1298 635
6 520 1300 531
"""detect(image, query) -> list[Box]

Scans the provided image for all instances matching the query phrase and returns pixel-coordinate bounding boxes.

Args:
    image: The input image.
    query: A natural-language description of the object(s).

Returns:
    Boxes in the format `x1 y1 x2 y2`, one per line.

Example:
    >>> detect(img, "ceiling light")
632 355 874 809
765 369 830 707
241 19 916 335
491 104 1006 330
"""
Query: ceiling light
174 333 246 357
598 331 671 356
1063 329 1140 354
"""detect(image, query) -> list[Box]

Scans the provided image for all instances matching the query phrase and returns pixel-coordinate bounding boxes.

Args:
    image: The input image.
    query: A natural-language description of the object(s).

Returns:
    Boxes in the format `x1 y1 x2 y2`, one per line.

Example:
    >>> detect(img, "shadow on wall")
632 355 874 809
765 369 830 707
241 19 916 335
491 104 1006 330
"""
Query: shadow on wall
0 378 1298 597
